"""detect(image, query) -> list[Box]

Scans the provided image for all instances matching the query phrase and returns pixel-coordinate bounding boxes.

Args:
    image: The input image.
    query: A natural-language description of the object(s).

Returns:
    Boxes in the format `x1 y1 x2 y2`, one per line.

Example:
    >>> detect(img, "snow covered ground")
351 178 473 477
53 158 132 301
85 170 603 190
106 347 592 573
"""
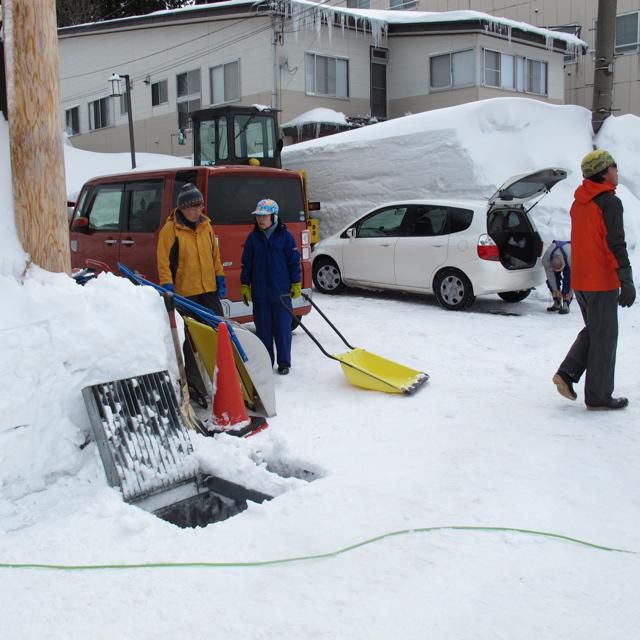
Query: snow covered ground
1 99 640 639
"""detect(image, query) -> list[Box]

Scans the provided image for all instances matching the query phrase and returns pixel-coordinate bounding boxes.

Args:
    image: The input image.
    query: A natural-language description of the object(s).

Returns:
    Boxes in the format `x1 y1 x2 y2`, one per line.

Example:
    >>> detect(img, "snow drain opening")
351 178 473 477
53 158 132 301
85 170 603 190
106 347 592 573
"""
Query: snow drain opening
82 371 320 529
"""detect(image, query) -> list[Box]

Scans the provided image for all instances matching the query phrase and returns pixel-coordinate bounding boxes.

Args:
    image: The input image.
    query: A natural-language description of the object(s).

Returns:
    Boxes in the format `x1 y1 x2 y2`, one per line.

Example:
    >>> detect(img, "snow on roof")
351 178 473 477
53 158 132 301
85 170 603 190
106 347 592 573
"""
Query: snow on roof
281 108 349 129
148 0 586 51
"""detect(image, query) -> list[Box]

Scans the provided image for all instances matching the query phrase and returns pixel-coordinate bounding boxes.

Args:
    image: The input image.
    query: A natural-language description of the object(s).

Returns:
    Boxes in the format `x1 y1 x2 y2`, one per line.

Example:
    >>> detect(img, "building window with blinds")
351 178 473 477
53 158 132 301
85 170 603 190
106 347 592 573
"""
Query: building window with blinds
305 53 349 98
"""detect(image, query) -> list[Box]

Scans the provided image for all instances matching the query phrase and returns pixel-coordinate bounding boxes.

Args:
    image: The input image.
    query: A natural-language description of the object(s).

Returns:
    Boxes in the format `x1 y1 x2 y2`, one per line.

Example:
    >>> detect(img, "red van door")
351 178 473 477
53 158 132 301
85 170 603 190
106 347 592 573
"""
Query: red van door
119 179 166 280
70 183 125 273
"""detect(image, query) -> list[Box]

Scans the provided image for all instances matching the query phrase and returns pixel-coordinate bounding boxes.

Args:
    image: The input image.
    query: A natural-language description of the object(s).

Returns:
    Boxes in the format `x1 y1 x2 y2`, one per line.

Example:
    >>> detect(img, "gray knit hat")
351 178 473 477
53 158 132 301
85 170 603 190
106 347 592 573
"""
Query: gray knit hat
177 183 204 208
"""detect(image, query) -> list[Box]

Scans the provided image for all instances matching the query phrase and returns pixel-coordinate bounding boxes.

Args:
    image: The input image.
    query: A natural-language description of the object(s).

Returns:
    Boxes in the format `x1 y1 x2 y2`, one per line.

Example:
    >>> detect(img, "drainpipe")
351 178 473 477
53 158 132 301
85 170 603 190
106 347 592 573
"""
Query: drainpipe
271 13 279 109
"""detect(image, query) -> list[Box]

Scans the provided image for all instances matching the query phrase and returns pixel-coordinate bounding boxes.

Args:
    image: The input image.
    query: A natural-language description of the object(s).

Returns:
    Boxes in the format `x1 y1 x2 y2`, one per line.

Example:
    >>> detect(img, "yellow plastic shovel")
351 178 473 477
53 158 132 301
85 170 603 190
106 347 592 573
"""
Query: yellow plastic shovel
285 294 428 395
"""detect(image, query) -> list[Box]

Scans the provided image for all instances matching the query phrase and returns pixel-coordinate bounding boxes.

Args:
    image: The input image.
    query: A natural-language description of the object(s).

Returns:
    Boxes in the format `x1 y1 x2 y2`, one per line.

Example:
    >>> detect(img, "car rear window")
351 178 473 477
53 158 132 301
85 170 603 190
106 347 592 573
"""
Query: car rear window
207 175 306 225
448 207 474 233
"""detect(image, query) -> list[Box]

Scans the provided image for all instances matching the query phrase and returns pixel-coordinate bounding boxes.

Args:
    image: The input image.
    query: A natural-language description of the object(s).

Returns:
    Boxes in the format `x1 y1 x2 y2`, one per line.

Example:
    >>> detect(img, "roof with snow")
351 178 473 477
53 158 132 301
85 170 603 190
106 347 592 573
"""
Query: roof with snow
58 0 586 53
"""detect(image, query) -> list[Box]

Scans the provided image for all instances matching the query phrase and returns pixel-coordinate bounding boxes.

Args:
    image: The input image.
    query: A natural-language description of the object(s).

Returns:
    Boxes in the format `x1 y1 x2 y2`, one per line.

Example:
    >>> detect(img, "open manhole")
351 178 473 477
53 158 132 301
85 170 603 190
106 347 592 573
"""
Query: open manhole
82 370 317 528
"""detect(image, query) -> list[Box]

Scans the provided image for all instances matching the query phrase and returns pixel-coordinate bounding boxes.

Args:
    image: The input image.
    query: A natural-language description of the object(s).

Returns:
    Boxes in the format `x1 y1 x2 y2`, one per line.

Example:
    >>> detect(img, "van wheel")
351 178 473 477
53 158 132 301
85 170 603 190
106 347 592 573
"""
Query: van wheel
313 257 345 294
498 289 532 303
434 268 475 310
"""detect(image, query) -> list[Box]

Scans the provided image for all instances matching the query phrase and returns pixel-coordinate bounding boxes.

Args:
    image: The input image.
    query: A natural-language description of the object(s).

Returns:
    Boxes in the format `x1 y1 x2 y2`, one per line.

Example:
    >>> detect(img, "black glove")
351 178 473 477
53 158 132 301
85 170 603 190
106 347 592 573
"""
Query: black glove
618 266 636 308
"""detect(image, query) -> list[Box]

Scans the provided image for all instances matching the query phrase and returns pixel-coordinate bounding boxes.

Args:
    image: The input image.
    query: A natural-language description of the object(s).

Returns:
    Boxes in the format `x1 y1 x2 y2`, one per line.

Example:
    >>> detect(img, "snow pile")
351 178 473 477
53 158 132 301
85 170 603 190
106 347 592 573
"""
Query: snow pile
281 107 349 129
283 97 640 274
64 141 191 202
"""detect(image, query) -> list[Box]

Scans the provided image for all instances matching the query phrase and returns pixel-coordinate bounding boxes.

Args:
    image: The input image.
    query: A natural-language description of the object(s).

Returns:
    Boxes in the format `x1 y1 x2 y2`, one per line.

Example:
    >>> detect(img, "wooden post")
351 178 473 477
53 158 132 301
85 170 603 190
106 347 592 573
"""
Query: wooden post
3 0 71 273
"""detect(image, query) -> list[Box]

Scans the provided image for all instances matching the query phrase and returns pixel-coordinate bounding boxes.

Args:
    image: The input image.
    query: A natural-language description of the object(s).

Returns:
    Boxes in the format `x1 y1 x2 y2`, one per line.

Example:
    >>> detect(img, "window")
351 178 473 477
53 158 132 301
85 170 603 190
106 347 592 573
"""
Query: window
88 97 112 130
549 25 582 64
127 181 164 232
371 47 388 119
151 80 168 106
616 12 640 53
210 61 240 105
390 0 416 8
347 0 369 6
430 50 474 89
234 114 276 160
406 206 448 236
199 118 229 166
85 185 124 231
305 53 349 98
357 207 408 238
176 69 201 129
482 49 547 96
448 207 474 233
65 106 80 135
207 175 306 225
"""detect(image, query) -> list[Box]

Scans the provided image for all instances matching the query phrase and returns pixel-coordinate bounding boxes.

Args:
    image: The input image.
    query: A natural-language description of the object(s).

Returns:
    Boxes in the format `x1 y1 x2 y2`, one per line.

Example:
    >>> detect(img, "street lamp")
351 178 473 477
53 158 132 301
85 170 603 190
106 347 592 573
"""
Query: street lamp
109 73 136 169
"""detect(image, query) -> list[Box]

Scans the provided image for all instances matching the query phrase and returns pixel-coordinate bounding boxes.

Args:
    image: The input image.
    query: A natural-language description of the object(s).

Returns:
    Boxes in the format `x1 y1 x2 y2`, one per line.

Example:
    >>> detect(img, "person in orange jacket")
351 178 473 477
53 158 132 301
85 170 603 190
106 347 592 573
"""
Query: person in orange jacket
553 150 635 410
157 183 226 315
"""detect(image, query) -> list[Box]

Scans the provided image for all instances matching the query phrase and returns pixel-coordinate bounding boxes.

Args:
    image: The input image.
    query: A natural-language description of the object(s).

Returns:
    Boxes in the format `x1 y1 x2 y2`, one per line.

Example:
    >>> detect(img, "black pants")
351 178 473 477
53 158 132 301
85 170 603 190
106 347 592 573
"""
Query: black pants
558 290 619 405
184 291 223 402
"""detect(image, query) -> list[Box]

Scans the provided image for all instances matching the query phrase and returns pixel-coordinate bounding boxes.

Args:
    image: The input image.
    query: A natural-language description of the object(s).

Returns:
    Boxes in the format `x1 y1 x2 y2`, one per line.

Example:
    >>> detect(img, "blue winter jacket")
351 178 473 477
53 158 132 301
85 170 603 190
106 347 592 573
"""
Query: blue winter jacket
240 224 301 303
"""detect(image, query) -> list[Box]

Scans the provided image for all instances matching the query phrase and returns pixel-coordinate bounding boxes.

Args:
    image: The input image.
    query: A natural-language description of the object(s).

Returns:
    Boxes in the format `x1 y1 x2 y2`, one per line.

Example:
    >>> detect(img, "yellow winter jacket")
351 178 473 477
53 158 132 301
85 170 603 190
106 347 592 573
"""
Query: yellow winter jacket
156 210 224 297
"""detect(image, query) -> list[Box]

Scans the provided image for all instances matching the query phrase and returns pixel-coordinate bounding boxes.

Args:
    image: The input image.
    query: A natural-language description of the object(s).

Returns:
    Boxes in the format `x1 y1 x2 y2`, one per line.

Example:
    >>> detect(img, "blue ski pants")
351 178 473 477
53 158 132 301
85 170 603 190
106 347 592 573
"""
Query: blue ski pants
253 299 292 368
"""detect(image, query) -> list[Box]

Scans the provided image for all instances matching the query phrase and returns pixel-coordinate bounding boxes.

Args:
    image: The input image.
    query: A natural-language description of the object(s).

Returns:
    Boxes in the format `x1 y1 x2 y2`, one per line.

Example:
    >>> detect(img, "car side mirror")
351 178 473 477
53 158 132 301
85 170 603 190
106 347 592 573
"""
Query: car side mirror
71 216 91 233
346 227 356 239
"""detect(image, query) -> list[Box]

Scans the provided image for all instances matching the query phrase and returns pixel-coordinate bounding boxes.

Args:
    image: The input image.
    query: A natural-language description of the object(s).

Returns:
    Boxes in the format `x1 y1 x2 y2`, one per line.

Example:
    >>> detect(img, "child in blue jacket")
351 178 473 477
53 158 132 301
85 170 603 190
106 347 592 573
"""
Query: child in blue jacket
240 199 302 375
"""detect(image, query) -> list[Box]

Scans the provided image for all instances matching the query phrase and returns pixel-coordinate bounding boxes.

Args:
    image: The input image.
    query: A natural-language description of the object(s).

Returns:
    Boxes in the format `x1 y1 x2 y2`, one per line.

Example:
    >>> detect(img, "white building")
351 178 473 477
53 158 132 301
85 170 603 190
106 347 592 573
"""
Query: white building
58 0 583 156
340 0 640 117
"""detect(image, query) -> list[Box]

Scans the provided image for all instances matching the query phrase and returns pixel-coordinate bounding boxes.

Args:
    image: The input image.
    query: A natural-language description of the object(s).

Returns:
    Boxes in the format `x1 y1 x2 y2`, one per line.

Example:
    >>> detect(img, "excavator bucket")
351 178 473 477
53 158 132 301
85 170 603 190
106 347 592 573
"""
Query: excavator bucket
334 348 428 395
184 317 276 417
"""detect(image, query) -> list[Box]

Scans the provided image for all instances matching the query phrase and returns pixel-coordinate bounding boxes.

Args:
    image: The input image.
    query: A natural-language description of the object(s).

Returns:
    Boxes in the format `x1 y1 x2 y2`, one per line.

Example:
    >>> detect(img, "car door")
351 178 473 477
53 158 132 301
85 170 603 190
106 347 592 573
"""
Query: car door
394 205 449 289
70 183 125 272
342 205 408 286
119 179 166 280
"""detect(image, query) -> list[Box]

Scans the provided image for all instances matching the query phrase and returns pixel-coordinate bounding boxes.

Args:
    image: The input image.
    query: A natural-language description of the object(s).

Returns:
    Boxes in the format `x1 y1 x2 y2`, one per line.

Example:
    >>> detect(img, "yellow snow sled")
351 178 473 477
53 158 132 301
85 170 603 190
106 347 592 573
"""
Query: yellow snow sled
283 294 428 395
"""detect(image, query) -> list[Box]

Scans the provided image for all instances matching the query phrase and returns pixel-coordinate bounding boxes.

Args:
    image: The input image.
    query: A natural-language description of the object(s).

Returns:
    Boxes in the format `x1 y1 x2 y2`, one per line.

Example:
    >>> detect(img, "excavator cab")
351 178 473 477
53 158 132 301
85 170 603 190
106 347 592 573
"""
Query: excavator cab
191 105 282 168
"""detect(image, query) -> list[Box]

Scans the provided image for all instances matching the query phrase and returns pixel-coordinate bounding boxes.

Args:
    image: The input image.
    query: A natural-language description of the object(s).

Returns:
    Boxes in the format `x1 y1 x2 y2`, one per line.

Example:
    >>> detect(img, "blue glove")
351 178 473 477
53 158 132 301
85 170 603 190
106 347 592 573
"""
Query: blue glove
216 275 227 298
162 283 175 292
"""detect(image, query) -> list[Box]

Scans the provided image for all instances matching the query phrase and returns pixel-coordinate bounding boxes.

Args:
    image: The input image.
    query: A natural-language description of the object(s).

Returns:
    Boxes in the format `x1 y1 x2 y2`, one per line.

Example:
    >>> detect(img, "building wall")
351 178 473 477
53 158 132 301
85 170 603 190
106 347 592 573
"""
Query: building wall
359 0 640 116
387 31 563 116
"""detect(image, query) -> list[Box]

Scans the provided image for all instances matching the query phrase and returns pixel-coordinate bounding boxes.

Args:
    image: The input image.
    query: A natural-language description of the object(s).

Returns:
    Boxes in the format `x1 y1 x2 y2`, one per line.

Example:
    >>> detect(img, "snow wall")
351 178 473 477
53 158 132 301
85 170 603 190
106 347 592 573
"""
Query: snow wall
282 97 639 274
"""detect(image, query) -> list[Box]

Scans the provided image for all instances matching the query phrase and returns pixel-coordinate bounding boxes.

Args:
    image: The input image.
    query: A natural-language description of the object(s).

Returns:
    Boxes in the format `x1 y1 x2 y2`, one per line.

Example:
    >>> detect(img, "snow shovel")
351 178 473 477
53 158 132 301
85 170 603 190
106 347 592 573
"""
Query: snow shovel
163 292 209 436
283 294 429 395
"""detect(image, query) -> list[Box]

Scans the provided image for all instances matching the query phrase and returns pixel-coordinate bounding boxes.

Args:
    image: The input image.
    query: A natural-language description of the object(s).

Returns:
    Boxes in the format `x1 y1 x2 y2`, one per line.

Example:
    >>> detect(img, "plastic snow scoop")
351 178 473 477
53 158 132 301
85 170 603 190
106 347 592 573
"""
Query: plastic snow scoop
163 292 209 436
283 293 429 395
184 316 276 418
118 263 247 362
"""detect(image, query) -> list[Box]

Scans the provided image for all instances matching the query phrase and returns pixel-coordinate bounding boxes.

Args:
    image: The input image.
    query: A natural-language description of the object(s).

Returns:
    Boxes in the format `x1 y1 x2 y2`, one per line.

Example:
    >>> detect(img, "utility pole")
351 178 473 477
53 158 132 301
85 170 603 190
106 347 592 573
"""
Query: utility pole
3 0 70 274
592 0 617 134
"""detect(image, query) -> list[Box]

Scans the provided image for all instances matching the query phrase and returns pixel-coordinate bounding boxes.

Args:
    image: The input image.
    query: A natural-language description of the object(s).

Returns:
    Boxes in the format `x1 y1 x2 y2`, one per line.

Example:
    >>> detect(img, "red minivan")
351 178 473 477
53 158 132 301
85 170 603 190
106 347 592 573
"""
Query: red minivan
69 165 313 323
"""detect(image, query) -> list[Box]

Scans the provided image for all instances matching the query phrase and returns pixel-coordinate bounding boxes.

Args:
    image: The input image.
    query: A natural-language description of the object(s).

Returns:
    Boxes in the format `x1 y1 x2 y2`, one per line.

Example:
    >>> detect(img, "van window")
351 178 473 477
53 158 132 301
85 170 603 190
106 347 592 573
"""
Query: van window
405 206 448 236
127 180 164 232
207 175 305 224
86 185 124 231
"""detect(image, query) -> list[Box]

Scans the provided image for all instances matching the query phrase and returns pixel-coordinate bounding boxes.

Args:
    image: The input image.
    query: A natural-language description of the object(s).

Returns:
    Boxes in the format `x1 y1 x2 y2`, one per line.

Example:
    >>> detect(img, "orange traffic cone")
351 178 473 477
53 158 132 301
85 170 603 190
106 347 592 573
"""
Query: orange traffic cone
212 322 250 430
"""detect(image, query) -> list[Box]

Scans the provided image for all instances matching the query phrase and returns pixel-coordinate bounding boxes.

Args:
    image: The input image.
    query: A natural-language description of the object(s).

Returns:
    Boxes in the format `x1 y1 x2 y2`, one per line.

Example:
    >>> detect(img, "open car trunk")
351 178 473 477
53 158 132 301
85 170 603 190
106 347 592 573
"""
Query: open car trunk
487 207 543 270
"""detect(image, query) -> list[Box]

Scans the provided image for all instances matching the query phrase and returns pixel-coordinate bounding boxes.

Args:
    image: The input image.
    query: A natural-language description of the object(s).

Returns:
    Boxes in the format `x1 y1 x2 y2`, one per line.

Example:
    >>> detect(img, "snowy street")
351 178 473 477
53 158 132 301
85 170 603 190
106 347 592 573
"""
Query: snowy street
1 283 639 639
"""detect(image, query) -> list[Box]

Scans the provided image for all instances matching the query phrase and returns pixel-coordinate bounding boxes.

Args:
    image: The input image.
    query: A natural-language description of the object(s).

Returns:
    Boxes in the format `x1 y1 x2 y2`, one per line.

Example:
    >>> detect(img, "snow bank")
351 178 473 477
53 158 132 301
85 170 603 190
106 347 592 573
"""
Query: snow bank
0 271 176 503
0 119 28 278
64 141 191 202
283 97 640 274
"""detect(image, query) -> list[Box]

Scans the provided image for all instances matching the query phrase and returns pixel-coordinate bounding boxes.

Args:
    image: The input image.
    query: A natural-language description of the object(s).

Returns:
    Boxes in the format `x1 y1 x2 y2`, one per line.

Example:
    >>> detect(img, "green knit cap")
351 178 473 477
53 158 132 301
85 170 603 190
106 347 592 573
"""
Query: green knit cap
581 149 616 178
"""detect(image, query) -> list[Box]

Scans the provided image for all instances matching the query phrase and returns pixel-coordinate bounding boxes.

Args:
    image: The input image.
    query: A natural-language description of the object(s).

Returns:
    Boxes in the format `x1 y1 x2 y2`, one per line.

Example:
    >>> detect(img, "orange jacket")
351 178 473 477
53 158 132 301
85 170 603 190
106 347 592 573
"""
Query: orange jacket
156 210 224 297
570 180 622 291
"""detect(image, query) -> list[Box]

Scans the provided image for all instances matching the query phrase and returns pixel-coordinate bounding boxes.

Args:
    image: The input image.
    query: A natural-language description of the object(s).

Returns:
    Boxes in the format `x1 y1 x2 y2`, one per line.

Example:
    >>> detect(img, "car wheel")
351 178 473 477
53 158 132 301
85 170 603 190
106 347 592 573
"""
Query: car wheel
313 257 345 294
498 289 532 303
434 268 475 311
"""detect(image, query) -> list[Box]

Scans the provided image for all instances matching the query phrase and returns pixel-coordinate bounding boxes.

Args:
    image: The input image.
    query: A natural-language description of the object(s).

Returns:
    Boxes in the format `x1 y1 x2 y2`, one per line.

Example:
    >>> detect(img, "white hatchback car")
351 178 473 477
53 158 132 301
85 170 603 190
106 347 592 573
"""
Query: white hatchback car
312 168 567 310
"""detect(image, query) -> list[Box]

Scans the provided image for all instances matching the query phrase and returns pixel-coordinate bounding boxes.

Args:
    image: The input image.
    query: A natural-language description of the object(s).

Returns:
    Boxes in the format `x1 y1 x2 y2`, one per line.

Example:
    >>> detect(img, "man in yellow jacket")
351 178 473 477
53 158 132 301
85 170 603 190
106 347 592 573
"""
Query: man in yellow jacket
157 183 226 315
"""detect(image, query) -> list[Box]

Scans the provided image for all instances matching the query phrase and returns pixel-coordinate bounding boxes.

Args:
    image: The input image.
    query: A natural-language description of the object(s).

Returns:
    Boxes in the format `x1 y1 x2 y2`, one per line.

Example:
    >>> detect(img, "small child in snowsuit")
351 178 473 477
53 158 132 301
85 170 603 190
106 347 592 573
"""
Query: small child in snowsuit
542 240 572 314
240 199 302 375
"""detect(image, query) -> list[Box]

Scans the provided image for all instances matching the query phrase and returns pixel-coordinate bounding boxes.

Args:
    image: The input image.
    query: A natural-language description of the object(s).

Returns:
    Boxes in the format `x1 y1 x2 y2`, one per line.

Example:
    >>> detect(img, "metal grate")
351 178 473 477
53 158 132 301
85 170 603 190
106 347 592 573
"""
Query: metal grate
82 370 199 504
